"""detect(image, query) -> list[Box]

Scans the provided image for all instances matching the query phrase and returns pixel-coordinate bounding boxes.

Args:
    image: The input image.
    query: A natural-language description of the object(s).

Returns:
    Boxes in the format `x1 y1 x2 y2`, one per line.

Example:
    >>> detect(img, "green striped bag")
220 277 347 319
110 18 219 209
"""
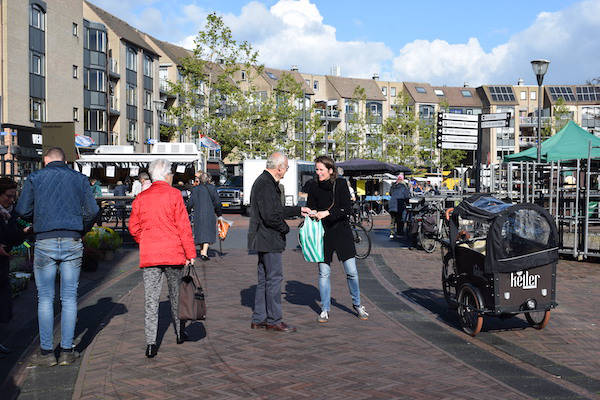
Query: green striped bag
299 216 324 263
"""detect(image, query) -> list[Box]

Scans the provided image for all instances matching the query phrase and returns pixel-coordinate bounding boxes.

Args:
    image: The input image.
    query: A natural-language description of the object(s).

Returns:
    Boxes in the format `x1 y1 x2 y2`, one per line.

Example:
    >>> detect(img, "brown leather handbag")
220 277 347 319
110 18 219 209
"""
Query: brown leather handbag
178 265 206 321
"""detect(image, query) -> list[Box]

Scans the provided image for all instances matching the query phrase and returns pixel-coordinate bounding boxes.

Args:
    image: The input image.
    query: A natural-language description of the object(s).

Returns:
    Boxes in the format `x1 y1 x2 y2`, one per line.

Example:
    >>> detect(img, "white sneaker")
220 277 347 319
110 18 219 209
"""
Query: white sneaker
317 310 329 323
353 305 369 320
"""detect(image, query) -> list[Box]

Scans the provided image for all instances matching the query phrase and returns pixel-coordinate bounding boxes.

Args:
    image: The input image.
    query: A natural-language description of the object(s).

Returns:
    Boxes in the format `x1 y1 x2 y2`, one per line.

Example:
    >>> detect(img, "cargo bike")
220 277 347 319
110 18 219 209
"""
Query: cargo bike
441 195 558 336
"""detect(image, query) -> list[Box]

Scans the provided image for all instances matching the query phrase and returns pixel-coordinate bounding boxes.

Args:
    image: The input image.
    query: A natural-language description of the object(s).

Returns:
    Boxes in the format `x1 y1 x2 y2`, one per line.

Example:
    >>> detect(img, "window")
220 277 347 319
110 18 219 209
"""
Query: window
345 99 357 115
266 71 277 80
85 29 106 52
85 69 105 92
73 23 78 36
434 89 444 97
313 80 319 91
30 51 44 76
127 48 137 71
489 86 516 102
143 55 153 77
519 91 526 100
415 86 426 93
241 70 246 81
144 90 152 110
461 90 473 97
30 5 44 31
73 107 78 121
305 79 310 87
84 109 106 131
127 83 137 106
530 91 536 100
30 98 45 122
370 104 379 115
144 124 152 142
127 120 138 142
73 65 78 78
391 87 396 97
382 87 387 96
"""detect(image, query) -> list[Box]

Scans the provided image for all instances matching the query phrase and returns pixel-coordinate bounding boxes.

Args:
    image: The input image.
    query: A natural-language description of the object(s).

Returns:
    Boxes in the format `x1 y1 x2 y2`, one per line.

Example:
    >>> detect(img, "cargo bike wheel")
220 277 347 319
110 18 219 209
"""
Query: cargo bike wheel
457 283 484 336
441 252 458 309
525 310 551 330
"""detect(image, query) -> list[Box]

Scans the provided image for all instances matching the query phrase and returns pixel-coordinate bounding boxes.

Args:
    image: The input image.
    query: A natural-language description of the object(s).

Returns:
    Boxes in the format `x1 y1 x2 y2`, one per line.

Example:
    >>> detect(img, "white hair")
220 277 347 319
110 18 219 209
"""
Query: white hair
148 159 172 182
266 152 287 169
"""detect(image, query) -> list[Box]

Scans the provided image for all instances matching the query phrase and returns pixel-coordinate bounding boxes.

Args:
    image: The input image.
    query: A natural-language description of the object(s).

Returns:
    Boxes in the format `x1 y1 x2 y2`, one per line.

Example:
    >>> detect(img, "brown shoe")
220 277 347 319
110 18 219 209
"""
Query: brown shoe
266 322 297 333
250 321 267 330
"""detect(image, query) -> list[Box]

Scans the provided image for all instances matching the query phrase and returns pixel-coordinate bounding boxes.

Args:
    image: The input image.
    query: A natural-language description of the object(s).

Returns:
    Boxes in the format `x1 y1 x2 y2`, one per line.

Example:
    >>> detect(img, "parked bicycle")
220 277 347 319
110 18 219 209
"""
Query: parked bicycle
350 200 373 232
406 197 449 253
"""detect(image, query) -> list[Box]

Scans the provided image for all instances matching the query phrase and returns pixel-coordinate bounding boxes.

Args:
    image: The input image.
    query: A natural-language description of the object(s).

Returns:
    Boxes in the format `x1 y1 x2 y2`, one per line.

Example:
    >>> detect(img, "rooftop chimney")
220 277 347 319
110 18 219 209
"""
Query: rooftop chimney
290 65 299 71
372 73 379 80
463 82 469 87
517 78 524 86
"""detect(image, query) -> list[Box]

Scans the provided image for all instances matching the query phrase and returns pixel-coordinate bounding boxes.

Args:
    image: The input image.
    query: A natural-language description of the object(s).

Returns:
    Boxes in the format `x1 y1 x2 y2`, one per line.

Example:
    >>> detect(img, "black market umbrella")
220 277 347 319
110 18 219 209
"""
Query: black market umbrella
336 158 412 176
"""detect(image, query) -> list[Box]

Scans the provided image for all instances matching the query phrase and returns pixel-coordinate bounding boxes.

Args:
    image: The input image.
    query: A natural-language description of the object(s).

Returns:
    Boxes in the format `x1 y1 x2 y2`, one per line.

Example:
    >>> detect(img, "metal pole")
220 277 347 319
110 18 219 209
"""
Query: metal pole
555 160 560 229
584 142 592 256
573 159 580 258
302 95 306 160
549 161 554 215
537 83 542 163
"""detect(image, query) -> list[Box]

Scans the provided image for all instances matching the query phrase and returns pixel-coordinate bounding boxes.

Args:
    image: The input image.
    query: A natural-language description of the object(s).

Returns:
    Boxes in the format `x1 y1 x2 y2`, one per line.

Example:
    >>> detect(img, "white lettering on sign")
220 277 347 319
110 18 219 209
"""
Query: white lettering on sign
510 270 540 289
32 134 43 144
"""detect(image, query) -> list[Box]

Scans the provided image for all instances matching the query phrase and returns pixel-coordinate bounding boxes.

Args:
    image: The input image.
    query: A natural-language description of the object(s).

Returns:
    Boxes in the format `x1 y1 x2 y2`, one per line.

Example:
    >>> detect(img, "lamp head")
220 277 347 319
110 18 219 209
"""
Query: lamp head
531 59 550 85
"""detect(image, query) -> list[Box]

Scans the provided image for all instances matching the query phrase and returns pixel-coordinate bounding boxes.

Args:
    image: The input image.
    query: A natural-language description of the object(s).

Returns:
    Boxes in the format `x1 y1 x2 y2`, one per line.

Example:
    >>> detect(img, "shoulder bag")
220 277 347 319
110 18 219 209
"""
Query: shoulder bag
178 264 206 321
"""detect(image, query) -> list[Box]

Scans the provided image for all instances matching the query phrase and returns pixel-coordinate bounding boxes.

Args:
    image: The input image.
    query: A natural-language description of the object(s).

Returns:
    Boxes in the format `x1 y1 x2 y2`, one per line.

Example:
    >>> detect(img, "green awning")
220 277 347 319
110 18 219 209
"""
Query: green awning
504 121 600 162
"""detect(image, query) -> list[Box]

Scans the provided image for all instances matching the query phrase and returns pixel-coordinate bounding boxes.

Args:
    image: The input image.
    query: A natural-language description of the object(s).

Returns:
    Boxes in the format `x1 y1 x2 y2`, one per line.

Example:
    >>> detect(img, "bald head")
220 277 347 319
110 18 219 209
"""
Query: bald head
44 147 66 165
266 152 289 182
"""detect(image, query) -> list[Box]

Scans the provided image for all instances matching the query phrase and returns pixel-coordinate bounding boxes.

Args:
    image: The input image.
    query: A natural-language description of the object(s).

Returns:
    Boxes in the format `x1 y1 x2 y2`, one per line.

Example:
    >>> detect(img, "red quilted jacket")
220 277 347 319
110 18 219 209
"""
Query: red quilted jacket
129 181 196 268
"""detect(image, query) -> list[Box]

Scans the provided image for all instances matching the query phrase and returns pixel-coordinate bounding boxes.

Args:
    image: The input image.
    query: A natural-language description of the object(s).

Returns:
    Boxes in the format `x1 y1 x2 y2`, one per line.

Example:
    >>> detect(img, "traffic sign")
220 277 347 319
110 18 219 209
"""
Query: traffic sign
439 113 479 122
481 112 510 121
437 127 478 136
481 119 510 129
437 135 478 143
438 142 478 150
440 120 478 129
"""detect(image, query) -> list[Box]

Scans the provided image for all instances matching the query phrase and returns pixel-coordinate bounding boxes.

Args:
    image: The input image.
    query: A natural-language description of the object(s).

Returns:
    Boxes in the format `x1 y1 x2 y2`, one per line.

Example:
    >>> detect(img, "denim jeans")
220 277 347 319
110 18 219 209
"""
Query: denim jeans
33 237 83 350
318 257 361 312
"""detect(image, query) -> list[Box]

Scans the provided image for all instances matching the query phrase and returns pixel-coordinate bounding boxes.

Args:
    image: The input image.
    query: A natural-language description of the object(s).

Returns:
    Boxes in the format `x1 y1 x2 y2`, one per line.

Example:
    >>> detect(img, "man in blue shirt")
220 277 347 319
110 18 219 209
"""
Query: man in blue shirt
16 147 99 366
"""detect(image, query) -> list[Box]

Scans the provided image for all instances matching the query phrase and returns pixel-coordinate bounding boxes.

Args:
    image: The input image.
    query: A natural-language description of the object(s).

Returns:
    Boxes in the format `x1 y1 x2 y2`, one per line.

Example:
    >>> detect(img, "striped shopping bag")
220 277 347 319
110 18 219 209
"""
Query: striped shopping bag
299 216 324 263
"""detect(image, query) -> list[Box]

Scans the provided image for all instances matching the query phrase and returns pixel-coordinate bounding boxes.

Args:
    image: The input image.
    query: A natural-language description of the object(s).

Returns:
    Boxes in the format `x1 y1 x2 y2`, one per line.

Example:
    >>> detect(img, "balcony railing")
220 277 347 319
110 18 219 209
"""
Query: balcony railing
519 116 551 126
158 111 177 126
315 109 340 119
160 80 170 92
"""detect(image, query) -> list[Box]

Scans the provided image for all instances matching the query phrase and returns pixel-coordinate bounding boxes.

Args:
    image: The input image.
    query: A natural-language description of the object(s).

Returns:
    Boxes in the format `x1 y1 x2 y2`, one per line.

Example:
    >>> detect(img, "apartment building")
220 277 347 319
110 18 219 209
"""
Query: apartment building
0 0 83 179
83 1 160 153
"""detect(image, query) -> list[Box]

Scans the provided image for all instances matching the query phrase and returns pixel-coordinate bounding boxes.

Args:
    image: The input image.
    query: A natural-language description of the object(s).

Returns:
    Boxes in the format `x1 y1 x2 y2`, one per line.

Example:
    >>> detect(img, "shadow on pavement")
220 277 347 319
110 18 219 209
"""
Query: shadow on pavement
183 321 206 342
240 285 256 309
75 297 128 353
401 287 531 333
283 280 320 314
156 300 179 348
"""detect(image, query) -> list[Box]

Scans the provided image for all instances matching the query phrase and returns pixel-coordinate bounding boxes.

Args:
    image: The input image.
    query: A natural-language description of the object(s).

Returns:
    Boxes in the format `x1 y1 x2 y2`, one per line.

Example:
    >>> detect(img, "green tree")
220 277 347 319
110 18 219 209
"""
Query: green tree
382 92 420 165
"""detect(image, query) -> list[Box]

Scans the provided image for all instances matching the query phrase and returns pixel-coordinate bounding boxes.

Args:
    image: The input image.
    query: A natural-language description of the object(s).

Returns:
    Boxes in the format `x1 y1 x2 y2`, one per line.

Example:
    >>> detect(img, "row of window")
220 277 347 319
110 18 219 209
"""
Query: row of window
125 83 153 109
519 90 537 101
126 120 153 143
31 5 79 36
126 47 154 77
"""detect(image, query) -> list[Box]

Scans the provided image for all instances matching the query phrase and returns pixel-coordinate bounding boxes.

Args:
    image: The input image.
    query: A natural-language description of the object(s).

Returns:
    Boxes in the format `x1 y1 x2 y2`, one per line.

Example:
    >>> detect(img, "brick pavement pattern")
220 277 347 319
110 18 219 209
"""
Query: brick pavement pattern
73 248 530 400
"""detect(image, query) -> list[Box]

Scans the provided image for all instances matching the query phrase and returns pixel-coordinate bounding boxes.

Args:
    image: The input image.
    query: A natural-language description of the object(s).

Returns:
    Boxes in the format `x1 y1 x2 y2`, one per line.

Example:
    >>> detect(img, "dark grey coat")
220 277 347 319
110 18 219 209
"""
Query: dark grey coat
188 184 222 245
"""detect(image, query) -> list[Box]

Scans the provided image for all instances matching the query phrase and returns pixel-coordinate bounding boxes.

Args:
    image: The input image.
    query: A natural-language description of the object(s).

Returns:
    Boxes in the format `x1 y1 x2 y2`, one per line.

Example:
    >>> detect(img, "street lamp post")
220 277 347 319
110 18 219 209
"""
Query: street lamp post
531 59 550 163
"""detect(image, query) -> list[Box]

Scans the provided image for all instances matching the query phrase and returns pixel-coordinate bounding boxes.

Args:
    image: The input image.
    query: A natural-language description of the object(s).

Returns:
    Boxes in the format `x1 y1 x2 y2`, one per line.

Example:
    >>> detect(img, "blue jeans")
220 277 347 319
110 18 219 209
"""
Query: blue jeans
33 238 83 350
318 257 361 312
252 252 283 325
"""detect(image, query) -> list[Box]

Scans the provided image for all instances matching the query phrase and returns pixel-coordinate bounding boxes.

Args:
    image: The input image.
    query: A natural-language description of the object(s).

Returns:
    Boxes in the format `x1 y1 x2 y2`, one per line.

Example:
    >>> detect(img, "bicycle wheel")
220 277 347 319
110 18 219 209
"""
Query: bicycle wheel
442 252 458 308
418 225 437 253
351 223 371 259
361 209 373 232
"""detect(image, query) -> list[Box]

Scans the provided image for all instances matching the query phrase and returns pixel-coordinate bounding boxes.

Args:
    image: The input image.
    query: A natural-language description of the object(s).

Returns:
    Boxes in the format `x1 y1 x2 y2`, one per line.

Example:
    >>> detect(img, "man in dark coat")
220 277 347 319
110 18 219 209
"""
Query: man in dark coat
248 152 311 333
389 173 411 238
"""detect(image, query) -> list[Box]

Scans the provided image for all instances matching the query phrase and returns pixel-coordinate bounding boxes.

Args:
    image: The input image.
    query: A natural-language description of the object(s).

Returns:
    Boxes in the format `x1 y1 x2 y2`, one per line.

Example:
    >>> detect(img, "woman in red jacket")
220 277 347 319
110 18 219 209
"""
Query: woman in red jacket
129 159 196 358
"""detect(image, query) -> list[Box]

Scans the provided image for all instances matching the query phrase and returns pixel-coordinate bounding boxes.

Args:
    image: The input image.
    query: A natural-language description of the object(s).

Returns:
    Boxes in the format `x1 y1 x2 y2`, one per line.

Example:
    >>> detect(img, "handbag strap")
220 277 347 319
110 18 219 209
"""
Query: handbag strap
327 180 337 211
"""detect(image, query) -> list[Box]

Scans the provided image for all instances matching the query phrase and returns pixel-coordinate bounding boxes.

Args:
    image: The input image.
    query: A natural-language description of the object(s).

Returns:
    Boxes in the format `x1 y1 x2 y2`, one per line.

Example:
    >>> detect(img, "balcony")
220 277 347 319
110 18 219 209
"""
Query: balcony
159 111 177 126
108 58 119 79
109 96 119 115
315 109 341 121
367 114 383 124
519 116 551 127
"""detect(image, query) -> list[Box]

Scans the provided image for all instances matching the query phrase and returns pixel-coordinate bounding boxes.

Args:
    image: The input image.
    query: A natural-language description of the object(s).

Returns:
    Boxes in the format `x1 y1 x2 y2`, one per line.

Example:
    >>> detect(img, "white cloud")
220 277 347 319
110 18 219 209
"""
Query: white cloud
392 0 600 85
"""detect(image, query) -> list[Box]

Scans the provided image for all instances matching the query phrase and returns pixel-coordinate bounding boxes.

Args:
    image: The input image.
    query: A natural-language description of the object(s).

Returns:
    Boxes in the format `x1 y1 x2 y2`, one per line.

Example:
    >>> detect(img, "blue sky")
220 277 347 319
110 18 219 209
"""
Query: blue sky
89 0 600 86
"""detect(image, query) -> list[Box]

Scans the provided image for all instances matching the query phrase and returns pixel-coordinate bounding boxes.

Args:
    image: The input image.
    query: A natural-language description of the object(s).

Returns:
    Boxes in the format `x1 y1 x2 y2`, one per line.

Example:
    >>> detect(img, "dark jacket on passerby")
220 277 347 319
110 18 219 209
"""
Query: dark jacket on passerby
0 210 24 323
305 177 355 264
188 183 222 245
91 180 102 198
15 161 99 240
389 181 411 213
248 170 300 253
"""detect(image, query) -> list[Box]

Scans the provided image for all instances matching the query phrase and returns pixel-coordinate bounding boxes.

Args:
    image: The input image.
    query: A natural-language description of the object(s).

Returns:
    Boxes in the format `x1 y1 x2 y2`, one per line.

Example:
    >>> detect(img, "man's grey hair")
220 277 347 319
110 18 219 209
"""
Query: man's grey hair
139 172 150 181
148 159 172 182
266 152 287 169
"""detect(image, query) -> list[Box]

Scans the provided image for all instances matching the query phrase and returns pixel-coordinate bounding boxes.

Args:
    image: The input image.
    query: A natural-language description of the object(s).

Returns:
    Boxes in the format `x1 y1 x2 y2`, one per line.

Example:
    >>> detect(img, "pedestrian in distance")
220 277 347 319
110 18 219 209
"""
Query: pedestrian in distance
304 155 369 323
89 177 102 198
16 147 99 366
131 172 151 197
0 178 29 354
389 174 411 239
187 172 222 261
248 152 312 333
128 159 196 358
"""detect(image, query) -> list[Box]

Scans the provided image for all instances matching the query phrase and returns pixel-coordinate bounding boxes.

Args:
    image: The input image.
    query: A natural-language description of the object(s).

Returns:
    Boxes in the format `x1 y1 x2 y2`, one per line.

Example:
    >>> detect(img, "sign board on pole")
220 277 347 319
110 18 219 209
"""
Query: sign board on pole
481 119 510 129
42 122 77 162
438 142 478 150
481 112 510 121
440 120 478 129
438 135 478 143
437 127 478 137
439 113 479 122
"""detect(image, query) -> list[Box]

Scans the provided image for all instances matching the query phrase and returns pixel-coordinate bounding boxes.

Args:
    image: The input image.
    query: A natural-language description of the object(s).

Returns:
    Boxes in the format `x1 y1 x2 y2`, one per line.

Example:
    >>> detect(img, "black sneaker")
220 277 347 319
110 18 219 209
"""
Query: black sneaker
29 350 58 367
57 349 80 366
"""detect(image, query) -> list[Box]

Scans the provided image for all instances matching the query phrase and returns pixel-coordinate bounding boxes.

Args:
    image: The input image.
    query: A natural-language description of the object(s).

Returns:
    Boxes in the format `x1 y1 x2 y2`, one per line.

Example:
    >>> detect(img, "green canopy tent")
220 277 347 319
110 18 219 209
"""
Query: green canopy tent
503 121 600 162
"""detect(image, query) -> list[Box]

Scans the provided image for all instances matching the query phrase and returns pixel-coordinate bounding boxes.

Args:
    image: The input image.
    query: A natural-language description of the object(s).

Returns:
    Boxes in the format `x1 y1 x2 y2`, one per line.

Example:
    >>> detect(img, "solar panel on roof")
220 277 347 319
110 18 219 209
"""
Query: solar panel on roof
489 86 515 102
549 86 576 102
576 86 600 101
266 72 277 80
